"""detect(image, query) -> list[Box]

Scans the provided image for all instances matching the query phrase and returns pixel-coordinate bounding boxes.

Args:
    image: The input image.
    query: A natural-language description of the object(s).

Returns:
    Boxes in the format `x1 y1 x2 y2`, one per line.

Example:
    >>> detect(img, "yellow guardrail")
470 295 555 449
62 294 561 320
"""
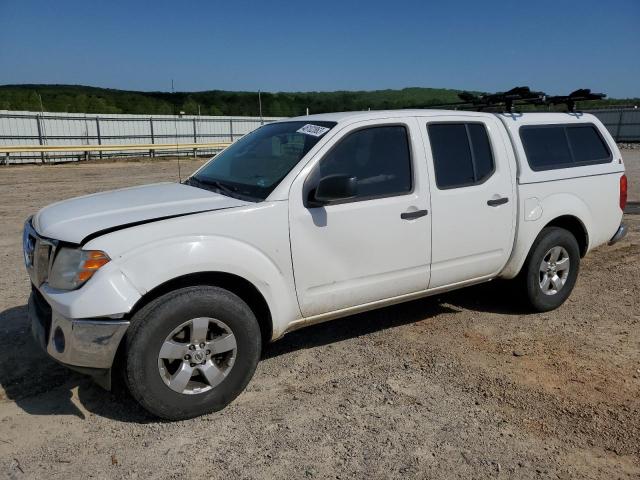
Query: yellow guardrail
0 142 232 154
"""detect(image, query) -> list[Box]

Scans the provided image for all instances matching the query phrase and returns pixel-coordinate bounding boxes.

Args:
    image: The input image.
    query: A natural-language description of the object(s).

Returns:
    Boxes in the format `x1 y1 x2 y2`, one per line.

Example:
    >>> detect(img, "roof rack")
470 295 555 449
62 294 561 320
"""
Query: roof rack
420 87 606 113
545 89 606 112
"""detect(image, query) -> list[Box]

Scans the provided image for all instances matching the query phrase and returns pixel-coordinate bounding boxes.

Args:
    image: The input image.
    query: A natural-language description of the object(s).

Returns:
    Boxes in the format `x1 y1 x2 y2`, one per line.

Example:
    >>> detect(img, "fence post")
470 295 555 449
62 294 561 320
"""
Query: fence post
193 117 197 158
615 110 624 142
85 116 91 162
149 117 155 158
35 114 45 164
96 116 102 160
229 118 233 142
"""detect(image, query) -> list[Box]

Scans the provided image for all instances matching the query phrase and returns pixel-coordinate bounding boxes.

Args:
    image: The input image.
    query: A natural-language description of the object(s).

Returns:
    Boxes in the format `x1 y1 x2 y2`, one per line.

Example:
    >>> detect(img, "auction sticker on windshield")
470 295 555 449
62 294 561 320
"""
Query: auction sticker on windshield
297 124 330 137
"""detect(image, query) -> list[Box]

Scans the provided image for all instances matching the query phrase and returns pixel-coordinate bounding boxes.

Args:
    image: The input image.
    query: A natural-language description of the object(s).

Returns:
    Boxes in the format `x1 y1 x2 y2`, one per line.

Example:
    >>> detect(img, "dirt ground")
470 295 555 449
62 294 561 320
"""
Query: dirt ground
0 151 639 480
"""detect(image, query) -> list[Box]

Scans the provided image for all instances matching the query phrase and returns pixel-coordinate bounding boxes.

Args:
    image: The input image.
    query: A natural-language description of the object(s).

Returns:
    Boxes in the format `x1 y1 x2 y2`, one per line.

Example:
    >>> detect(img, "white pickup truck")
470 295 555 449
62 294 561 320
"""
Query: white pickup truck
24 110 627 419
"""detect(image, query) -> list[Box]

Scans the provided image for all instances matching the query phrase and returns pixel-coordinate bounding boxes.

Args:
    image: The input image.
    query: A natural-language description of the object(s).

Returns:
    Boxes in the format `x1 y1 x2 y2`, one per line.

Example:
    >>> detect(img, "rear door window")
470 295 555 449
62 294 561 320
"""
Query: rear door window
428 122 495 189
520 123 611 171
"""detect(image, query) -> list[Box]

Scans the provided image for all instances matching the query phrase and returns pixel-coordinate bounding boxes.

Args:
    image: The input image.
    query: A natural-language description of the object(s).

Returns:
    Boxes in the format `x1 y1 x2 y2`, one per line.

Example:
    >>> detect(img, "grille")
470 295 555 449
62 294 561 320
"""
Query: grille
33 241 52 285
23 219 56 287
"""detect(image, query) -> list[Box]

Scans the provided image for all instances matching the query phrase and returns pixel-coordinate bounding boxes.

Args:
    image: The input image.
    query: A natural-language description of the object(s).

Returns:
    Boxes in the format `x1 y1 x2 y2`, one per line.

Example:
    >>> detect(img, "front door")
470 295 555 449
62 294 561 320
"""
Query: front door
289 118 432 317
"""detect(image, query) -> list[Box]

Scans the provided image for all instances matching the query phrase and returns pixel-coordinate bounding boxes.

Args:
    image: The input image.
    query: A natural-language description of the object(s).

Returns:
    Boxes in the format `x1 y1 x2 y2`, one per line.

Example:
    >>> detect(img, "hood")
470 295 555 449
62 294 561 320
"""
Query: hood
32 182 250 244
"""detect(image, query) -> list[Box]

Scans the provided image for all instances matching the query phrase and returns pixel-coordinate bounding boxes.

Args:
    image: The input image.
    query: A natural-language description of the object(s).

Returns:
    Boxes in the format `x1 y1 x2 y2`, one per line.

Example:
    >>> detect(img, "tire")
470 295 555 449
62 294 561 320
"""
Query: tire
124 286 261 420
521 227 580 312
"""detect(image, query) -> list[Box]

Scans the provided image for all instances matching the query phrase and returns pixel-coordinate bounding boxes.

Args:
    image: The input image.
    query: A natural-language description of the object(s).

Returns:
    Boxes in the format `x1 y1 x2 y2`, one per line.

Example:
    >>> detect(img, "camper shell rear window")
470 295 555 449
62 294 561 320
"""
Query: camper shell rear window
519 123 612 171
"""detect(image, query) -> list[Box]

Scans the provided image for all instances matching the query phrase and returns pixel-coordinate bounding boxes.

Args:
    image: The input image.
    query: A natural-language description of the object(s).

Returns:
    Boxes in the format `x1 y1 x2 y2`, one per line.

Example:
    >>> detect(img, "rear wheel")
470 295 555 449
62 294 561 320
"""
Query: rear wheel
521 227 580 312
124 286 261 420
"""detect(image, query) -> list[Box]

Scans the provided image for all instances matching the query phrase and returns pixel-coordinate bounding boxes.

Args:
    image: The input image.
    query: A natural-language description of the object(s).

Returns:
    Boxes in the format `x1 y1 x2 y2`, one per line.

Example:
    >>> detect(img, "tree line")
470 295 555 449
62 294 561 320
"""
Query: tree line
0 84 635 117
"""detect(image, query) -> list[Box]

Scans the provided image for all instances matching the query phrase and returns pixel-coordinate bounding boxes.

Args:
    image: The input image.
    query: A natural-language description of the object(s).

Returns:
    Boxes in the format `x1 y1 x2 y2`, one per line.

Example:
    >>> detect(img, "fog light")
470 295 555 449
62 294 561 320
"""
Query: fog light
53 327 65 353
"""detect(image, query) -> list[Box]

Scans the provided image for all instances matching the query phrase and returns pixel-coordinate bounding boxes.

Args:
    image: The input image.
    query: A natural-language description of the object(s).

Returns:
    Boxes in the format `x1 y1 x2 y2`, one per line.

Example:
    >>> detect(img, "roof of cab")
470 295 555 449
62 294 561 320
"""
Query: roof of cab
285 109 493 124
283 109 600 126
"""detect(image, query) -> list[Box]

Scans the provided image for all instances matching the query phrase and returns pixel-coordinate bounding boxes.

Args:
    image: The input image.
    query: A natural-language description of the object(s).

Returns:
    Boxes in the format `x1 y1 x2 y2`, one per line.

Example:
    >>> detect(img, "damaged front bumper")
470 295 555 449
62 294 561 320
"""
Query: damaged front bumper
29 288 129 389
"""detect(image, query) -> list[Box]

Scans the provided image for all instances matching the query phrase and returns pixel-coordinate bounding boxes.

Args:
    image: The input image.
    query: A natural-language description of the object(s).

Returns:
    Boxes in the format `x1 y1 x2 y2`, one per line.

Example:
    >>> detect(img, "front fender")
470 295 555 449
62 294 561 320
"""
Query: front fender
115 235 301 339
500 192 593 279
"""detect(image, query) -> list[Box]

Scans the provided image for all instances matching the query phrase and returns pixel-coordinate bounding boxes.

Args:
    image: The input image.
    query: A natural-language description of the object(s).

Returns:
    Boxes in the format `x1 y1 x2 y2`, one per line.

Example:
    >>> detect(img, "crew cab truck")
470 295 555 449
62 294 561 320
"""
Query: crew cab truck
24 110 628 420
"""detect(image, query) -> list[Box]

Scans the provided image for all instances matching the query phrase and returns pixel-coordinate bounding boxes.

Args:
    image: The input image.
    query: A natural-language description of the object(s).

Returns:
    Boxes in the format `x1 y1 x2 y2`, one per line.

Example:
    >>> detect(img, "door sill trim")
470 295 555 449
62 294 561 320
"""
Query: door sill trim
279 275 494 338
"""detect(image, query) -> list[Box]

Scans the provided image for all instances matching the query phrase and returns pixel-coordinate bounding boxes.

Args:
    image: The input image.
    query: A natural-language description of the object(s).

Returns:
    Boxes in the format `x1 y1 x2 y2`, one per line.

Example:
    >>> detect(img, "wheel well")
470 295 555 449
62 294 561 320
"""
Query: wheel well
127 272 273 343
544 215 589 257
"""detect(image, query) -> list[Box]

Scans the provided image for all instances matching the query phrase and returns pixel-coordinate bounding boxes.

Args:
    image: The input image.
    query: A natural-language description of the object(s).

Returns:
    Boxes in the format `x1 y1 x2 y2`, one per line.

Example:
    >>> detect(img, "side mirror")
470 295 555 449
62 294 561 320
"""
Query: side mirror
307 174 357 207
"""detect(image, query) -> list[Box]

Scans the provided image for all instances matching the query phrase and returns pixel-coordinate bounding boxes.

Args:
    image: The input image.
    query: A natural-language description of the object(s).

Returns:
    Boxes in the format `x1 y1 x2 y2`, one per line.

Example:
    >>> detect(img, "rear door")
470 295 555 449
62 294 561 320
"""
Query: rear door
289 118 432 317
420 115 516 288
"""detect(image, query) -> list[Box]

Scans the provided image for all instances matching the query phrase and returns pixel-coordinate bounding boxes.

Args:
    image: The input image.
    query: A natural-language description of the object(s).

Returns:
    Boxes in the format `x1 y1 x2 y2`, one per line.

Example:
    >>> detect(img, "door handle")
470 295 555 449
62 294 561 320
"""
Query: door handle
401 209 429 220
487 197 509 207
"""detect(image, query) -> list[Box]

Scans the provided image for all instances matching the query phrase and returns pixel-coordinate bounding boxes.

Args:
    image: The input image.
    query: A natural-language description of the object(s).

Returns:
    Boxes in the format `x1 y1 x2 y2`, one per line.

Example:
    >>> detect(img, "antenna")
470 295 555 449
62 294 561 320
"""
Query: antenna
37 92 45 113
172 79 182 183
258 90 263 125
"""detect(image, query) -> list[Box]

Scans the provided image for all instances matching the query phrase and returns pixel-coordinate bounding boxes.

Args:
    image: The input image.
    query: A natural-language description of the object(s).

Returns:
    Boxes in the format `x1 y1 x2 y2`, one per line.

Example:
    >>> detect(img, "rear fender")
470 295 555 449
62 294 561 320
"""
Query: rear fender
500 193 592 279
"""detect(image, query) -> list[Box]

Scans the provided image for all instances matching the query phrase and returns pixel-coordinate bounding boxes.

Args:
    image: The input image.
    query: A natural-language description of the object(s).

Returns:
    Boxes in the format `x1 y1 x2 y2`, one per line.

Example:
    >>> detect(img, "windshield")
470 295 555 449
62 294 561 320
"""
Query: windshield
187 120 337 201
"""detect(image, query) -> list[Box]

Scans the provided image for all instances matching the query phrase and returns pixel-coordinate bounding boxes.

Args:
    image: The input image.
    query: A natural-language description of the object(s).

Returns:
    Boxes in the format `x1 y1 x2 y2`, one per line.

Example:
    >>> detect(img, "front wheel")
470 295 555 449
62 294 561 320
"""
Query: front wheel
124 286 262 420
521 227 580 312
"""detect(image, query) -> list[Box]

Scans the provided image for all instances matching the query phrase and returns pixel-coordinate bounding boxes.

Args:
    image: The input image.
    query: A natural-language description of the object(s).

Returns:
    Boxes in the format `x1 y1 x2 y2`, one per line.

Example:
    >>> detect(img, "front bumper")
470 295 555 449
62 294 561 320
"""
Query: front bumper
608 223 628 246
29 288 129 374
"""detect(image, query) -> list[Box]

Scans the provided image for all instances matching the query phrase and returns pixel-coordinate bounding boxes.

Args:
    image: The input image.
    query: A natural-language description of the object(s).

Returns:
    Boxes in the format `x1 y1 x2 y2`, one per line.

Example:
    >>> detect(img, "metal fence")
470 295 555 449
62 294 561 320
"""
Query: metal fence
1 107 637 165
586 108 640 143
0 110 283 164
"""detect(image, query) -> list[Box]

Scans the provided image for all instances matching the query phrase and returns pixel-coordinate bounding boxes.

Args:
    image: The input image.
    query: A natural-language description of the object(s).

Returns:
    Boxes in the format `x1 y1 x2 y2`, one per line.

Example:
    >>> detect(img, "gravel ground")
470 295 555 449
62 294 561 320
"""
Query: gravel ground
0 151 639 479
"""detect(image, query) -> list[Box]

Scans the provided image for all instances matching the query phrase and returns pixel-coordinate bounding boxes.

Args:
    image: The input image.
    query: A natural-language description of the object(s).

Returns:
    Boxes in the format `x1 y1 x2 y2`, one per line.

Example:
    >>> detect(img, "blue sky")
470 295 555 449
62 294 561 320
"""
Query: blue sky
1 0 638 97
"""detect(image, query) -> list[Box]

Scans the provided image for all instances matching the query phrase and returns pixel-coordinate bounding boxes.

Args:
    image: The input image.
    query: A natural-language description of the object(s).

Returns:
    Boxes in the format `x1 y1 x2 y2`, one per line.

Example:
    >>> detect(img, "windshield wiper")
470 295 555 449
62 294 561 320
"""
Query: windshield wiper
186 177 237 195
205 179 238 196
184 176 261 202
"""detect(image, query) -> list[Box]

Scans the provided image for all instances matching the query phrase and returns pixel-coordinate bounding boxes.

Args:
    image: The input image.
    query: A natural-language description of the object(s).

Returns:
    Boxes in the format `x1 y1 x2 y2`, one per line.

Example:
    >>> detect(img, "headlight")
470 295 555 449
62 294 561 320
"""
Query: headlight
49 248 110 290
